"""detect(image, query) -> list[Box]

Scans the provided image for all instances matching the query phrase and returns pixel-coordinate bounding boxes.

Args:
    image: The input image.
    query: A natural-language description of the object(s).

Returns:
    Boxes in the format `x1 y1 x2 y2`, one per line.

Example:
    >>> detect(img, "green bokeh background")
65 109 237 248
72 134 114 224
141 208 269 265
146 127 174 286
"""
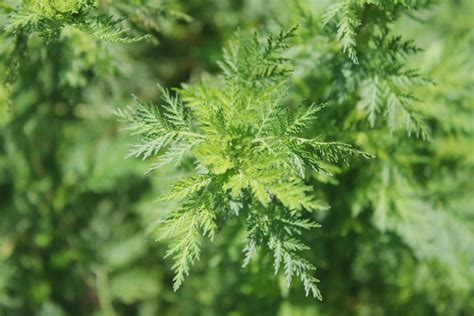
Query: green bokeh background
1 0 473 315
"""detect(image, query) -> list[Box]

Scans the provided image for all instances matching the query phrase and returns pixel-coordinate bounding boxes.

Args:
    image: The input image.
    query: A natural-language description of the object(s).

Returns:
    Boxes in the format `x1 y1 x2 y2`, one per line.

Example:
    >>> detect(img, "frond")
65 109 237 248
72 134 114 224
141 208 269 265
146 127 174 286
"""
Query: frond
4 9 45 33
323 1 360 64
160 209 202 291
285 103 325 136
268 179 320 212
161 175 211 201
74 15 151 44
148 139 200 171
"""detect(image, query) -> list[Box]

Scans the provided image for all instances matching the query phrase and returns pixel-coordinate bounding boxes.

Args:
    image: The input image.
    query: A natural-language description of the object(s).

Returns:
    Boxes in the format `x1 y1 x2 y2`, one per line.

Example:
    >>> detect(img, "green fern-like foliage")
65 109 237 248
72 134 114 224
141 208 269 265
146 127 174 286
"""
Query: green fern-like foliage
4 0 149 42
117 27 373 298
0 0 150 96
322 0 432 64
321 0 433 137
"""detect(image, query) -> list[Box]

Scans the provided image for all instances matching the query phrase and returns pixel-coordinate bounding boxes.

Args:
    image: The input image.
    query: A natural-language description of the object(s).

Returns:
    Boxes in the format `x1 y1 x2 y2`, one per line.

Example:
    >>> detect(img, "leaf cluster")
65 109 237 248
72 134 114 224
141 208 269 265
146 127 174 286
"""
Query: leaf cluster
4 0 149 43
118 27 373 297
320 0 433 137
0 0 151 99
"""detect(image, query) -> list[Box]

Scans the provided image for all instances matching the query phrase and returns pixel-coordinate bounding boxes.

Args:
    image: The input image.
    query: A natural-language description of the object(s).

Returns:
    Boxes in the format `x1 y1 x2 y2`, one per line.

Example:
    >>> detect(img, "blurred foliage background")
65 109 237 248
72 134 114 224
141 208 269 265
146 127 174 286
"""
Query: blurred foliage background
0 0 473 315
